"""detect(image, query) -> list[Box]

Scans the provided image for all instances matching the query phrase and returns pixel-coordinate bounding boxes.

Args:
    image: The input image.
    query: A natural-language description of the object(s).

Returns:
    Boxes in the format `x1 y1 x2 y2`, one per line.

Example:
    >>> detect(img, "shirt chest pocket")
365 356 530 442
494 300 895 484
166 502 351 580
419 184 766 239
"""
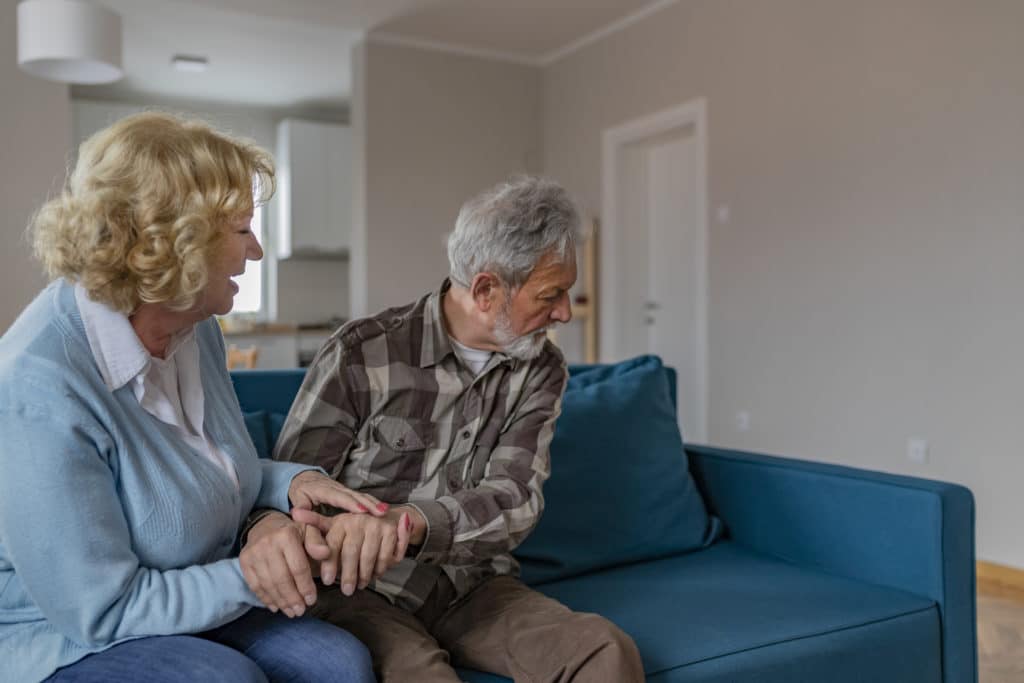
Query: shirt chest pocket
371 416 435 484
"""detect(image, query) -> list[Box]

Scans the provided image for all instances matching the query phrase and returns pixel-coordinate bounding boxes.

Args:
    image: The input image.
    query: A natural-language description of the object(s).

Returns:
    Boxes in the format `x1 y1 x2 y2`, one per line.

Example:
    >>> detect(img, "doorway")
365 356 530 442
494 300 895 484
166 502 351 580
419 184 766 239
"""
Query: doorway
600 99 708 443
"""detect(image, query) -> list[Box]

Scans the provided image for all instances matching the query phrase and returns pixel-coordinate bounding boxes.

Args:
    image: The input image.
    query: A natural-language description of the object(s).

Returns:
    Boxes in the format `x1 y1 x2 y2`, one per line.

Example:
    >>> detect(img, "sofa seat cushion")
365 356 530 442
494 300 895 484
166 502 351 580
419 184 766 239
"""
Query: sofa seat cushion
458 541 941 683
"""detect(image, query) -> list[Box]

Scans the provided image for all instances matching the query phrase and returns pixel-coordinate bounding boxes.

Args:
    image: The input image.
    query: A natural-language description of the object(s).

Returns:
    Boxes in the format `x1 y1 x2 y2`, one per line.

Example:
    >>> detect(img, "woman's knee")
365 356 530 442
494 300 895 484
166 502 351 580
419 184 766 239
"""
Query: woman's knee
289 618 375 683
227 614 375 683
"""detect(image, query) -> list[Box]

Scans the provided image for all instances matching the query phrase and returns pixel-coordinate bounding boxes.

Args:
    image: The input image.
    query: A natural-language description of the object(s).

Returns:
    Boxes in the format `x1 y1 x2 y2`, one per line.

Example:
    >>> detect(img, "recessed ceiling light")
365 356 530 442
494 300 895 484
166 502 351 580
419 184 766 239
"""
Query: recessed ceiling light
171 54 208 73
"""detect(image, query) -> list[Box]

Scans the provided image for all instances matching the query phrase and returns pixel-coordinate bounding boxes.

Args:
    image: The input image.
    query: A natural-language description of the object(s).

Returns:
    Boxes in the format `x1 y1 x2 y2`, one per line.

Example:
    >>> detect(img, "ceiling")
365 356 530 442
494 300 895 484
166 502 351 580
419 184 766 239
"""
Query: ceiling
76 0 669 110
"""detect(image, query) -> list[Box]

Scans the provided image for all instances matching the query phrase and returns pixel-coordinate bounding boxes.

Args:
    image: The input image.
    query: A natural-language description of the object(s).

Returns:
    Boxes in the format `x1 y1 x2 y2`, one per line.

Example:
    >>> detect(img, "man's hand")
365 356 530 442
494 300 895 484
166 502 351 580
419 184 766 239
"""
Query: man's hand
240 511 331 618
288 470 390 516
291 507 414 597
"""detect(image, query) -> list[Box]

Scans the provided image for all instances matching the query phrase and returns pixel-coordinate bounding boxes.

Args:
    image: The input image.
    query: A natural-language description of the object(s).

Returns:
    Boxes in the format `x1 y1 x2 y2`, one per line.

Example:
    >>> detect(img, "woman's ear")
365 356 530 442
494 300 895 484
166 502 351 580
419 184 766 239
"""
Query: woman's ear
470 272 502 312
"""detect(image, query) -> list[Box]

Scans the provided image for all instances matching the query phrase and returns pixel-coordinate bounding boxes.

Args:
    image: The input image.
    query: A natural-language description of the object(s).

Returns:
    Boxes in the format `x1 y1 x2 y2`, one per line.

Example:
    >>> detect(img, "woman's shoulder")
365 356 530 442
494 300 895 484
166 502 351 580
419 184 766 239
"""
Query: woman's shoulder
0 281 95 403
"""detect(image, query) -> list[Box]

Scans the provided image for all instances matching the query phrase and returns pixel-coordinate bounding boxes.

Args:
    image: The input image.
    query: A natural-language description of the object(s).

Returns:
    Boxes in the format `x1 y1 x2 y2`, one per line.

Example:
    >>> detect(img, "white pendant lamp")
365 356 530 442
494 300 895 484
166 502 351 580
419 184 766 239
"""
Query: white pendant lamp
17 0 123 85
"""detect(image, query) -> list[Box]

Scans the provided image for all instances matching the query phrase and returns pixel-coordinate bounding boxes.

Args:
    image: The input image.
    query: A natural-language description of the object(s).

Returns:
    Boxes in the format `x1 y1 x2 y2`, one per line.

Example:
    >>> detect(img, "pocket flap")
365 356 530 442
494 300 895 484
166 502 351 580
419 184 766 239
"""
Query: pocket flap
374 417 431 451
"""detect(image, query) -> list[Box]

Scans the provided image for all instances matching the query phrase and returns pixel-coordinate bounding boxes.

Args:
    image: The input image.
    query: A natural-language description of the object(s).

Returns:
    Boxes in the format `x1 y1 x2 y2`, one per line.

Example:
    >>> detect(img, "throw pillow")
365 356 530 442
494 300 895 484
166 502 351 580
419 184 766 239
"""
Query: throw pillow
515 355 719 584
242 410 271 459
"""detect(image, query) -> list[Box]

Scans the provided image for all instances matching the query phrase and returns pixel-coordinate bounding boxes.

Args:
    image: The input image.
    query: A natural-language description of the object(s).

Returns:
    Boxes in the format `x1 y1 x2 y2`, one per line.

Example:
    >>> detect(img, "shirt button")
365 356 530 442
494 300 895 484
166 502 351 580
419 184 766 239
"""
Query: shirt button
461 430 471 439
448 476 460 489
395 438 406 447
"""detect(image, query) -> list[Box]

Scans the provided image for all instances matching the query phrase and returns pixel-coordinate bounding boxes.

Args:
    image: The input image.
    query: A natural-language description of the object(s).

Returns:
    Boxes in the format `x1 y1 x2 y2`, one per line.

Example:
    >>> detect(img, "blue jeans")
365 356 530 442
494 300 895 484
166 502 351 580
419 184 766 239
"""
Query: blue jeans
46 608 375 683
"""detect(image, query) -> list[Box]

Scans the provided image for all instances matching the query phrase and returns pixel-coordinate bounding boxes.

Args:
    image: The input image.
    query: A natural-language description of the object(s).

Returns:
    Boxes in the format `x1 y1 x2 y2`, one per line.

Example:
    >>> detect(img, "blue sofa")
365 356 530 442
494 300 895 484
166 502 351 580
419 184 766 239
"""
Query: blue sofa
231 360 976 683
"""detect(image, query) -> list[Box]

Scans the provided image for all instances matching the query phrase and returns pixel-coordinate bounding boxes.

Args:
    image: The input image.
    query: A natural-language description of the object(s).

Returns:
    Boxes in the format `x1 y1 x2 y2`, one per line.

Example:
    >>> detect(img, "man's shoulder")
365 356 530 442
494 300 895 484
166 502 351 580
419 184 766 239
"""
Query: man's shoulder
515 339 568 392
333 292 431 352
533 338 567 373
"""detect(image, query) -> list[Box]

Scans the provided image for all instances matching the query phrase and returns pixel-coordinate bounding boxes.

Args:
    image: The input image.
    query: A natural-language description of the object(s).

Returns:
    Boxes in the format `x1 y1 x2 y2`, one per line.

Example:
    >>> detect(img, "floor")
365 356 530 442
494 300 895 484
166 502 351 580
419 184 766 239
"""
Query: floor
978 582 1024 682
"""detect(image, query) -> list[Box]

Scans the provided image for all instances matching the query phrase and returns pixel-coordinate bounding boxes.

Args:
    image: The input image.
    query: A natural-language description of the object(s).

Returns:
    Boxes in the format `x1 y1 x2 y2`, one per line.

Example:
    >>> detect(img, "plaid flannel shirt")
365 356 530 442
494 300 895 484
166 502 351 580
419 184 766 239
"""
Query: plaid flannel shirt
273 280 568 612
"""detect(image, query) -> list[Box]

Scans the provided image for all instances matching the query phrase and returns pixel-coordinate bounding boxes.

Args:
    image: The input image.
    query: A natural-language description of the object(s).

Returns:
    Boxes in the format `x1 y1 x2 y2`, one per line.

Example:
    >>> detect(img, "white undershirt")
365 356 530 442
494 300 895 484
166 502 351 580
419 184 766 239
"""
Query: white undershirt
450 336 493 376
75 285 239 488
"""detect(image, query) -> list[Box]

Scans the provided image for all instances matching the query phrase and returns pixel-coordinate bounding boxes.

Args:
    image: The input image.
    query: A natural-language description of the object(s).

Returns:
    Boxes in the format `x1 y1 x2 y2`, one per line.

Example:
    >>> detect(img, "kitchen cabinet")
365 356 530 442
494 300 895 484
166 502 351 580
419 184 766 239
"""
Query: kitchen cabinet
276 118 352 258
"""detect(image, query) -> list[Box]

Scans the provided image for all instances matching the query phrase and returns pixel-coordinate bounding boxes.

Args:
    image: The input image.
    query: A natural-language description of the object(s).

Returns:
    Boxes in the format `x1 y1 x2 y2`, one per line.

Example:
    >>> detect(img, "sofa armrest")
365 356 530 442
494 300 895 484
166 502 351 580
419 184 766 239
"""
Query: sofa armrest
686 444 976 683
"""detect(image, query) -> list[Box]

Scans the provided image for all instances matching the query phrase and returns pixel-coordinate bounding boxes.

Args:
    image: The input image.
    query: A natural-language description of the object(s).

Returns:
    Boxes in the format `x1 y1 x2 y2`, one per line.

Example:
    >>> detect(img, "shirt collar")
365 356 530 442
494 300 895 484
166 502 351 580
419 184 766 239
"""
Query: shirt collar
419 278 517 372
74 284 195 391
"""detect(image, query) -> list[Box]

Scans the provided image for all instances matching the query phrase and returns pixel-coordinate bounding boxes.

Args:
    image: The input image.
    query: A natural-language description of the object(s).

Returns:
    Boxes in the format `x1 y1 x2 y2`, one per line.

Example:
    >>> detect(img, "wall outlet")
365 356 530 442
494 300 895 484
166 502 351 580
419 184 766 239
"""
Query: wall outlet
735 411 751 432
906 438 929 464
716 205 731 224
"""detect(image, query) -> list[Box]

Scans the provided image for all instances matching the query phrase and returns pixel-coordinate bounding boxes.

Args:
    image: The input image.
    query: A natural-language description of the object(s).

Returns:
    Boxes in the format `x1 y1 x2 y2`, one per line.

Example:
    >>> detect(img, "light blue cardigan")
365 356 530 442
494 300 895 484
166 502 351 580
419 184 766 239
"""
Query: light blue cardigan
0 281 316 682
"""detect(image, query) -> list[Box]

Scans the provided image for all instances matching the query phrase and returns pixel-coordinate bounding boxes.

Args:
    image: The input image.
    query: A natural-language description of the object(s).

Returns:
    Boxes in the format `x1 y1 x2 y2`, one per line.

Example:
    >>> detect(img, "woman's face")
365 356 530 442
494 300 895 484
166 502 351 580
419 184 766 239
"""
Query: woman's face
200 211 262 317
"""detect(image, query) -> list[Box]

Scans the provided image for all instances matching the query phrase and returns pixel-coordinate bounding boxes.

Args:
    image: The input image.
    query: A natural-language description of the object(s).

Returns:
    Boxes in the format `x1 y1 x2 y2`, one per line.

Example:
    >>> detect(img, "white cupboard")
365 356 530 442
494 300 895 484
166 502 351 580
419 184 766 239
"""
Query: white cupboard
276 119 351 258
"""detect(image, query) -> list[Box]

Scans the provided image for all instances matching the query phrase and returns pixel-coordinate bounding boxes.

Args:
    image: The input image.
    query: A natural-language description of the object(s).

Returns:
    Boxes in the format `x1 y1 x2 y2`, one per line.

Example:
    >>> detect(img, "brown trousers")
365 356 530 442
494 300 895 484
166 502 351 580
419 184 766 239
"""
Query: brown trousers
310 575 644 683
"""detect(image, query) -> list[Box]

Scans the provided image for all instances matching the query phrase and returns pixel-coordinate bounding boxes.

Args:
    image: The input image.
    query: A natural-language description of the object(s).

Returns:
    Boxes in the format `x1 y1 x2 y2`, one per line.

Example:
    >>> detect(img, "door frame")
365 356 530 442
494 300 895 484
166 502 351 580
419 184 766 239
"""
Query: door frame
600 98 709 442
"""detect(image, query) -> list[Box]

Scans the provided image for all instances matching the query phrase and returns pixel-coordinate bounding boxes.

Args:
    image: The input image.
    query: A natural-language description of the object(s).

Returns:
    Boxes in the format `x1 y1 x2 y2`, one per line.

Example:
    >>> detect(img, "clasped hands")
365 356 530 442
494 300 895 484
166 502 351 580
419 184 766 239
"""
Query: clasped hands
239 471 425 618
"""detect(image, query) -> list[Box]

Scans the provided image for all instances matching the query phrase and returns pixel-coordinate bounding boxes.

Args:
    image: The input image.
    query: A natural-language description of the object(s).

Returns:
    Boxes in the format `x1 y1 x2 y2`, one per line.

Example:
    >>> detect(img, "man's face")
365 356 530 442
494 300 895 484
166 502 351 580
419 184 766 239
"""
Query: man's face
493 251 577 360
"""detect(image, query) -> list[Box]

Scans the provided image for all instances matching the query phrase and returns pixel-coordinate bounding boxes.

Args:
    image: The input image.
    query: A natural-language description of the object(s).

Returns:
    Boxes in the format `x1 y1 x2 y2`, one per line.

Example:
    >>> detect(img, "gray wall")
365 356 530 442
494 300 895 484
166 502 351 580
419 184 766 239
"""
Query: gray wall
353 40 542 315
0 0 71 331
542 0 1024 568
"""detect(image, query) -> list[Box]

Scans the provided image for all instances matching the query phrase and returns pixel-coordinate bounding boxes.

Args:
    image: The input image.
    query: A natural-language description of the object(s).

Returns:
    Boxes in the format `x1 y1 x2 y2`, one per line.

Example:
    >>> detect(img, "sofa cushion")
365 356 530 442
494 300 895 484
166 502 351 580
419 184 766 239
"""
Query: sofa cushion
269 412 288 450
242 410 271 459
460 541 941 683
515 355 718 585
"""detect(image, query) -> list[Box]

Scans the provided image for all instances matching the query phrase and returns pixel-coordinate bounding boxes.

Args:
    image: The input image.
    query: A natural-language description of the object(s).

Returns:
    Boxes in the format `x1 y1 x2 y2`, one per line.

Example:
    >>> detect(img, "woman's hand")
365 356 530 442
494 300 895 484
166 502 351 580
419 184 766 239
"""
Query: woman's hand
288 470 390 516
291 507 413 597
239 511 331 618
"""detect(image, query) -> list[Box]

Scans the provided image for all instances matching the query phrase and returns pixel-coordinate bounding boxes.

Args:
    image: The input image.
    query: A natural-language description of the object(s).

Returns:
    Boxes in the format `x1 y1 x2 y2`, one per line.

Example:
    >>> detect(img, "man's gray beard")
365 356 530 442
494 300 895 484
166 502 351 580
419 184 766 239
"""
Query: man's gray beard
494 305 550 360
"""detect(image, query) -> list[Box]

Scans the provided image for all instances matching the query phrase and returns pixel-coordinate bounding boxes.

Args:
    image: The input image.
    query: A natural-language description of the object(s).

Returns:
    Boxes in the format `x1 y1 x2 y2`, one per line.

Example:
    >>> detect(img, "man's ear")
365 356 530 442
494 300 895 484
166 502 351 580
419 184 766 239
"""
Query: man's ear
469 272 502 312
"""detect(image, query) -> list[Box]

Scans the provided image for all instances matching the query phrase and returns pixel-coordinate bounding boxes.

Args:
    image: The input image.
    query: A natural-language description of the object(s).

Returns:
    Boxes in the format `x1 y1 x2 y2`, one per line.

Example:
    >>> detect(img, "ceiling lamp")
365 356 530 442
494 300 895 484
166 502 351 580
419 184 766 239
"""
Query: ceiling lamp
17 0 123 85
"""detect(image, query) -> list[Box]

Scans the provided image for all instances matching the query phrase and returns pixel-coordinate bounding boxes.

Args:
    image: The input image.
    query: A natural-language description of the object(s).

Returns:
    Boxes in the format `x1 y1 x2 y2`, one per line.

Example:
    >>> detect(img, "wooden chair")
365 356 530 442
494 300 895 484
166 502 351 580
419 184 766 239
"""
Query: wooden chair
226 344 259 370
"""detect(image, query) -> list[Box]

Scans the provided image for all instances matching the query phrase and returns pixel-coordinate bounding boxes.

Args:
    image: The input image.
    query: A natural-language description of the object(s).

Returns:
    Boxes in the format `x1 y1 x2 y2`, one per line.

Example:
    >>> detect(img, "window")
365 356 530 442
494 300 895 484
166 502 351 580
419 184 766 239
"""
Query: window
230 204 264 315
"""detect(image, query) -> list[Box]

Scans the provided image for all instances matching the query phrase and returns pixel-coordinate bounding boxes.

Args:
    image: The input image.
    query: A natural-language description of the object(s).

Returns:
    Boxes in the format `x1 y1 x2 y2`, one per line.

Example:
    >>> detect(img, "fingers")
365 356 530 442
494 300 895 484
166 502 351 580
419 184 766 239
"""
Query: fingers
395 511 412 562
321 519 348 587
239 521 315 618
264 545 307 617
283 536 318 609
291 507 332 532
304 523 331 562
375 520 401 579
317 484 388 516
359 526 383 590
290 472 382 515
339 525 364 596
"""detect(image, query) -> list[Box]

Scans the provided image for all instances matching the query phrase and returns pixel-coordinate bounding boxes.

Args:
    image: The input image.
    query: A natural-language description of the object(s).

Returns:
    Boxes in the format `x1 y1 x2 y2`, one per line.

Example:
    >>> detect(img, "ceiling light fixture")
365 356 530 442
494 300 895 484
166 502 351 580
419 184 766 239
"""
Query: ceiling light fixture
171 54 209 73
17 0 123 84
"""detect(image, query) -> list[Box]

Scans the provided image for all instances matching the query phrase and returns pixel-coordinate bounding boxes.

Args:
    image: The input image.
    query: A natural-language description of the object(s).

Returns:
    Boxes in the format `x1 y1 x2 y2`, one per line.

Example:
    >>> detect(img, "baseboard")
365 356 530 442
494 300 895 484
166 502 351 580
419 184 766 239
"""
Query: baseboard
977 560 1024 597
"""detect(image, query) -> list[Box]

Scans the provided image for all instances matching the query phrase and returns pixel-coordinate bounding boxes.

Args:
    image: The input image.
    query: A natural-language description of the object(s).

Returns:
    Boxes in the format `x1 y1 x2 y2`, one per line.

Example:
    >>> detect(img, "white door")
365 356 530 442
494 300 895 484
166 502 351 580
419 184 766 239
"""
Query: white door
602 102 707 442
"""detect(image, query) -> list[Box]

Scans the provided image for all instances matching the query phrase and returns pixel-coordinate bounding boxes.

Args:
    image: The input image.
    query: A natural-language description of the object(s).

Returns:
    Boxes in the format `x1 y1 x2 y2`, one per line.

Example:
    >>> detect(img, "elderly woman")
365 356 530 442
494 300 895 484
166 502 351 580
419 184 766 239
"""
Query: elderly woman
0 113 409 683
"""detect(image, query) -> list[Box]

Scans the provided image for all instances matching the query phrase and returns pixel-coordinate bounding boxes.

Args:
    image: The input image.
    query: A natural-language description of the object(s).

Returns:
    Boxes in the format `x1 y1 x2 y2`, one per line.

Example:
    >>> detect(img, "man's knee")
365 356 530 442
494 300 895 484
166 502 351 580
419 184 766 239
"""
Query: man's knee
573 613 644 675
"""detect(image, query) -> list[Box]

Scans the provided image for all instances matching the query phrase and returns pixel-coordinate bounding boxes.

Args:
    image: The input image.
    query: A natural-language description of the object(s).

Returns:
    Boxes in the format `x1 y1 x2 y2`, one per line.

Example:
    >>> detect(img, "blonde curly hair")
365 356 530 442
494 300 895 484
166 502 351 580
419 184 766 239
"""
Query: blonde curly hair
31 111 275 313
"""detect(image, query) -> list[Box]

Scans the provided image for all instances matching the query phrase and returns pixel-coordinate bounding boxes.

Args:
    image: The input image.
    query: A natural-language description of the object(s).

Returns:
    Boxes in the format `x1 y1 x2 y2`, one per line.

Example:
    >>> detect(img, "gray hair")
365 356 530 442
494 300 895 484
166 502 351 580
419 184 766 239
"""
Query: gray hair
447 176 580 290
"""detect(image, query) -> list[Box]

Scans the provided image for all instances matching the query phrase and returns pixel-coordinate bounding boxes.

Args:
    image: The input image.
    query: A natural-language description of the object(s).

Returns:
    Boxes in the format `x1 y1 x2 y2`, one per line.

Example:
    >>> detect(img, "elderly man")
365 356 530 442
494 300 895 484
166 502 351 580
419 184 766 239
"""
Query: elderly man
271 176 644 682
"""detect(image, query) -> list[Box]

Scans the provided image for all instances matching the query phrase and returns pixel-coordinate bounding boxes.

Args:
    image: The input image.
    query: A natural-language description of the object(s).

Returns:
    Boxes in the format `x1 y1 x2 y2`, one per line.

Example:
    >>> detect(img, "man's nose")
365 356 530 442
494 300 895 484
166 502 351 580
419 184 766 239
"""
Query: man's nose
551 295 572 323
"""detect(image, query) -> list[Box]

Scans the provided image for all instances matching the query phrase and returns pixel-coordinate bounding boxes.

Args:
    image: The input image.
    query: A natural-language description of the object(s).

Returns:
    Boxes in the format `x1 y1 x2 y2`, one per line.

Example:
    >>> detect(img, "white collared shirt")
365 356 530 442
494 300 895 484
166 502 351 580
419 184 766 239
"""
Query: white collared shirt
75 285 239 489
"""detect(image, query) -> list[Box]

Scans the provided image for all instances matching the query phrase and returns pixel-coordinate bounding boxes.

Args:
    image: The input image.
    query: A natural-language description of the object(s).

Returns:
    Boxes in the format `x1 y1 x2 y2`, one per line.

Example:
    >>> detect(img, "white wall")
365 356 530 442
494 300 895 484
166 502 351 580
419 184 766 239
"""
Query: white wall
542 0 1024 568
0 0 71 331
352 40 542 315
